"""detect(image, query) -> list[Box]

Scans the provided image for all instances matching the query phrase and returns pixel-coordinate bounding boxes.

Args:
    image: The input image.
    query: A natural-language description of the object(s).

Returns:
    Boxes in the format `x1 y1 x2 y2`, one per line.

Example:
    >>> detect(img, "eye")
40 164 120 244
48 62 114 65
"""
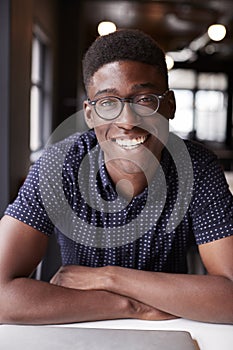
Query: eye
98 97 119 109
134 95 156 105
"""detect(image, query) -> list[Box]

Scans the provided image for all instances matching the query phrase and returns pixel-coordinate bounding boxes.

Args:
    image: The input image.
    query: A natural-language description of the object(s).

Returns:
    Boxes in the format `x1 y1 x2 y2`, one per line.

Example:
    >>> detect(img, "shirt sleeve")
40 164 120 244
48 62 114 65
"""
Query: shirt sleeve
4 158 54 235
190 146 233 245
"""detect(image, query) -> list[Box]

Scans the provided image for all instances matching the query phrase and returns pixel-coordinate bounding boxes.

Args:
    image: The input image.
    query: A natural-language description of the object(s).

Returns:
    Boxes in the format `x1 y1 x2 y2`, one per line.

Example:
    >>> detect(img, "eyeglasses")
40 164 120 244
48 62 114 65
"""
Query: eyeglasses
88 90 170 120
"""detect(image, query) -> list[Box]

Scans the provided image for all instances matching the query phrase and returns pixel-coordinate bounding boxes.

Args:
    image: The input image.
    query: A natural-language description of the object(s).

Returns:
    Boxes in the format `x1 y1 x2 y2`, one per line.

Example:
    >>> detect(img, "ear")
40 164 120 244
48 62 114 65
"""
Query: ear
167 90 176 120
83 100 94 129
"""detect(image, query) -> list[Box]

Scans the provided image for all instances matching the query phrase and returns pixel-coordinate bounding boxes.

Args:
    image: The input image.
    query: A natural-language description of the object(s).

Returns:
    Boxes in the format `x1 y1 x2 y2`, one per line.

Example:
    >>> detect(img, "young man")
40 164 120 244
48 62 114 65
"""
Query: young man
0 29 232 325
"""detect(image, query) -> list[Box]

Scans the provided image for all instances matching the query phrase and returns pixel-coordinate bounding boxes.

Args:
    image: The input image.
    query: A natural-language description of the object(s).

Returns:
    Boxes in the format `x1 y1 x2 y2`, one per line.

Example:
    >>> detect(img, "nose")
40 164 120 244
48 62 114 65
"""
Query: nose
115 102 141 129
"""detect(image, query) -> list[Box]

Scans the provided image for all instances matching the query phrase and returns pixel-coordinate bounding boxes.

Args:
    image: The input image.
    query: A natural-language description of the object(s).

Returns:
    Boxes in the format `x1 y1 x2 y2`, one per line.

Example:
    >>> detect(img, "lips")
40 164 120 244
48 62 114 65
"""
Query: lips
113 135 148 149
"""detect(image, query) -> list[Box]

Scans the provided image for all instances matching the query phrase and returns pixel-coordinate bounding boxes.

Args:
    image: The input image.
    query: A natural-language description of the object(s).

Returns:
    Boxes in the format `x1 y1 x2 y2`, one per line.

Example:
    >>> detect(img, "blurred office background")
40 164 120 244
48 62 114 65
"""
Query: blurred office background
1 0 233 217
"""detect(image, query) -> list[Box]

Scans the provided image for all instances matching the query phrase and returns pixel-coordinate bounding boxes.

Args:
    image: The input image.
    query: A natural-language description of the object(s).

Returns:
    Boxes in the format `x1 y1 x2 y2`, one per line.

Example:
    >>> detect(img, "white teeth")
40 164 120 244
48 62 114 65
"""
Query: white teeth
115 136 147 148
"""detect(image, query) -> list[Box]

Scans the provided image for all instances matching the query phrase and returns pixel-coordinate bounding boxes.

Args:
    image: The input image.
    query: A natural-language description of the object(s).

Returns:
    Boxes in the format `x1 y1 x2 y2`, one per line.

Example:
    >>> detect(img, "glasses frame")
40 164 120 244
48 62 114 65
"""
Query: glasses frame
87 90 170 120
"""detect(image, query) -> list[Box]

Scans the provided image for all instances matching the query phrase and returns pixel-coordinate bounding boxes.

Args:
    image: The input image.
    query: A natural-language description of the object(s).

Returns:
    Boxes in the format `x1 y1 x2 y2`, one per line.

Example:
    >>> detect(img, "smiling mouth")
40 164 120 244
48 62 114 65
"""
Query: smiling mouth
113 135 149 149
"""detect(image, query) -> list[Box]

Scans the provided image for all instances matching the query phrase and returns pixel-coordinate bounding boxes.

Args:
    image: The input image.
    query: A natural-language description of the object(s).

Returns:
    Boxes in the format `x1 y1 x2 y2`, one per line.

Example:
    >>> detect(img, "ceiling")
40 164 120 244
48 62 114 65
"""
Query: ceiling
79 0 233 70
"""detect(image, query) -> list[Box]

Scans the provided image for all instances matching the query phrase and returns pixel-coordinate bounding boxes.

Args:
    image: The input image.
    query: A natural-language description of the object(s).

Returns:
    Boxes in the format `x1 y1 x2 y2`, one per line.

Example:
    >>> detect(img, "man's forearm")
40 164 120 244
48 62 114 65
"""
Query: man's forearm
0 277 132 324
103 266 233 324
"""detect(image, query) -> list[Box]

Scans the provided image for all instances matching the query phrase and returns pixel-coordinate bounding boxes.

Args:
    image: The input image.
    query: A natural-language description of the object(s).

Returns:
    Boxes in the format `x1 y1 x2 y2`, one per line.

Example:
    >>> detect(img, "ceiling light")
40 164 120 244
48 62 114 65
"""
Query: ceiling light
97 21 117 36
207 24 226 42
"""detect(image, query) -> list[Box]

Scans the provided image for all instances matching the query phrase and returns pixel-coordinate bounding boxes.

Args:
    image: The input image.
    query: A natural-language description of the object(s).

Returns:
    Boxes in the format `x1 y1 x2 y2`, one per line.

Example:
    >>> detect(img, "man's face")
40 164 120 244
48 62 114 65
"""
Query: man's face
84 60 176 178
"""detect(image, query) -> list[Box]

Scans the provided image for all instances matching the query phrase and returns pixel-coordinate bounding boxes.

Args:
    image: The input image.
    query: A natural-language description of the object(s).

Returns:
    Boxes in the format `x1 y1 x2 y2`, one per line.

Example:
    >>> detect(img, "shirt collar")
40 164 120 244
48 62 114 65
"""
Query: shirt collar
97 147 117 200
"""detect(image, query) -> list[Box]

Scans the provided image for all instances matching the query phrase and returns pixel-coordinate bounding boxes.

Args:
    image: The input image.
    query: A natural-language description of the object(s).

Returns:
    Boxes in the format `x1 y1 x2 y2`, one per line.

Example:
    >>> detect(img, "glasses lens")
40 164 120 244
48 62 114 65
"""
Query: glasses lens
96 97 122 119
133 95 159 116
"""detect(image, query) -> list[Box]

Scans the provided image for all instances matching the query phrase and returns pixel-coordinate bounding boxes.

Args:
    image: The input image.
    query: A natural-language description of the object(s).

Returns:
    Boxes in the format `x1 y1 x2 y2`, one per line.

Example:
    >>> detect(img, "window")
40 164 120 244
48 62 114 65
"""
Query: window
30 26 52 161
169 69 196 139
169 89 194 138
168 69 228 143
195 73 227 142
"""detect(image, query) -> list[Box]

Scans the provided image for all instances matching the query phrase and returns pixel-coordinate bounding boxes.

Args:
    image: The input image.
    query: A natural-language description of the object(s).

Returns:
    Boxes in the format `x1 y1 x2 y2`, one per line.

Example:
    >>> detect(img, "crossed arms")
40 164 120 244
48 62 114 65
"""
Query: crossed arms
0 216 233 325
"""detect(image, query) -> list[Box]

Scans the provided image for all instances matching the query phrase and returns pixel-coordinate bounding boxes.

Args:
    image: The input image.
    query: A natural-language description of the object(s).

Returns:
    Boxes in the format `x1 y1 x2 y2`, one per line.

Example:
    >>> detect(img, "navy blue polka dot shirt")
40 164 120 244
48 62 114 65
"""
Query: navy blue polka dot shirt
5 130 233 273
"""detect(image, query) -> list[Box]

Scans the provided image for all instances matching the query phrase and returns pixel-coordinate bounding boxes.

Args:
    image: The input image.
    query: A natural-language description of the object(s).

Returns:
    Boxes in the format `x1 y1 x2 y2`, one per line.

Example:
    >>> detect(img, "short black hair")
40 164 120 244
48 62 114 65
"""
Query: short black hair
82 29 168 91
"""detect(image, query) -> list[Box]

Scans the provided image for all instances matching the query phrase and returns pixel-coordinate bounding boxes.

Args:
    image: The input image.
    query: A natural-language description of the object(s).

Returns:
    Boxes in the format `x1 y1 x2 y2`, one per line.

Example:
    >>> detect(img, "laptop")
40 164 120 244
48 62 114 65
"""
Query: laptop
0 325 196 350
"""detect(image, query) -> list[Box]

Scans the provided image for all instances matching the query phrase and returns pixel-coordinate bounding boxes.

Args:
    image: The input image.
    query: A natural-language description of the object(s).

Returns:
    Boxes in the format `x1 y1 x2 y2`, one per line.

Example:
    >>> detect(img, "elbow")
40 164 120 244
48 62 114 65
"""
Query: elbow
0 281 20 324
0 286 11 324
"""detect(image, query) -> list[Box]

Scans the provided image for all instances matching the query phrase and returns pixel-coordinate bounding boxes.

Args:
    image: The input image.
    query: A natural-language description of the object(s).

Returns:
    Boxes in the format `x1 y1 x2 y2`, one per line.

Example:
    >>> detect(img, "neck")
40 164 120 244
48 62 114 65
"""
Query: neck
106 160 159 200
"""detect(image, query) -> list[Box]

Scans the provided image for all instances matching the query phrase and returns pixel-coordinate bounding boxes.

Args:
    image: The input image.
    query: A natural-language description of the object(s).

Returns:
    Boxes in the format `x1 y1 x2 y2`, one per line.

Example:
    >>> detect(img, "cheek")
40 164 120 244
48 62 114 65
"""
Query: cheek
89 110 112 140
94 122 111 143
143 114 169 140
90 109 112 128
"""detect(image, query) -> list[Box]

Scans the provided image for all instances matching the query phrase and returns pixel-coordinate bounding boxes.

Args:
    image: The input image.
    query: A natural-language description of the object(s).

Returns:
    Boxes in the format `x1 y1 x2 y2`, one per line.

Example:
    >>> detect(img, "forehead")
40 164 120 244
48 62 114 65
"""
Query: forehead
88 61 167 97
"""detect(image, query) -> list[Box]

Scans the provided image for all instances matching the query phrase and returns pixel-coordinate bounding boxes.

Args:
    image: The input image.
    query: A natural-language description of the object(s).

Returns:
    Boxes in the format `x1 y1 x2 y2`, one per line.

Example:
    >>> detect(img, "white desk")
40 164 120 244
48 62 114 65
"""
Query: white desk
53 318 233 350
0 318 232 350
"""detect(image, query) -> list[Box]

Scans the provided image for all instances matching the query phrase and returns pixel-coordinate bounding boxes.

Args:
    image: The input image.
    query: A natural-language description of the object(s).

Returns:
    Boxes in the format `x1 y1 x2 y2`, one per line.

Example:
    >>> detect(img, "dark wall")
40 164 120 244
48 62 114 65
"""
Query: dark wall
56 0 87 126
0 0 10 215
9 0 33 201
0 0 60 212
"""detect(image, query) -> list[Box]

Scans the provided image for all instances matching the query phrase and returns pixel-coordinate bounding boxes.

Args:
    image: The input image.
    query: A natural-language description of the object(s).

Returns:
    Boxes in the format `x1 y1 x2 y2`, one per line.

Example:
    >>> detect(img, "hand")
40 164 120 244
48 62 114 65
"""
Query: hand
128 298 178 321
50 265 103 290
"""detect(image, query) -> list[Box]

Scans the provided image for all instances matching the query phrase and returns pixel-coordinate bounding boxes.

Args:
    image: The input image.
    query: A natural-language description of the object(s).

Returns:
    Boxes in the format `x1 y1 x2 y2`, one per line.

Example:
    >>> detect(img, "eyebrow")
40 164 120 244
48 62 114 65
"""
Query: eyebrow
94 83 158 98
94 88 118 98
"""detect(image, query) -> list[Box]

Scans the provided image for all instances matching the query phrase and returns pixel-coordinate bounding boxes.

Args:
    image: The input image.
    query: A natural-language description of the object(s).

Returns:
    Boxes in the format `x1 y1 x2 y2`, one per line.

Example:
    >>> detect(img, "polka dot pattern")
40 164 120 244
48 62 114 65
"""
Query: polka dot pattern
5 130 233 273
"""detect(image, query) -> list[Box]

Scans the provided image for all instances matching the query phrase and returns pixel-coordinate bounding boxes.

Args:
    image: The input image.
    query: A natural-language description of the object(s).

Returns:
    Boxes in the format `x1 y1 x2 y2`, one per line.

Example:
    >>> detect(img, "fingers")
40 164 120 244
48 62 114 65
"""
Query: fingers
50 266 70 287
128 298 177 321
